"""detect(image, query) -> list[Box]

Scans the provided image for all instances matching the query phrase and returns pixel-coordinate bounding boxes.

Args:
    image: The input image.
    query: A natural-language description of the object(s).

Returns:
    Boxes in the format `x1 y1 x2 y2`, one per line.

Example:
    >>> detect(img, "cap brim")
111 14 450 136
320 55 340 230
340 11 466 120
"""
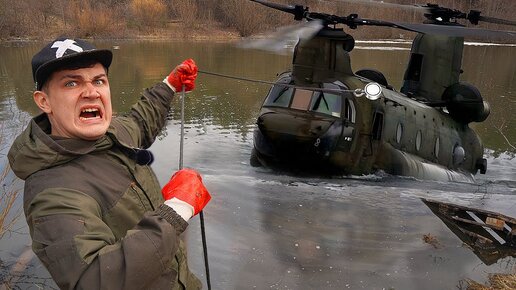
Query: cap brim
35 49 113 90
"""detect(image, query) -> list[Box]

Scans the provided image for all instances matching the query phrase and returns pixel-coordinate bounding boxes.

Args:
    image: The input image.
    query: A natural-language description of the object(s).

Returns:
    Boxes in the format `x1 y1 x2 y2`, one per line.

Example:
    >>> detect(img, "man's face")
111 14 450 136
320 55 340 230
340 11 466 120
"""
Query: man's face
34 63 112 140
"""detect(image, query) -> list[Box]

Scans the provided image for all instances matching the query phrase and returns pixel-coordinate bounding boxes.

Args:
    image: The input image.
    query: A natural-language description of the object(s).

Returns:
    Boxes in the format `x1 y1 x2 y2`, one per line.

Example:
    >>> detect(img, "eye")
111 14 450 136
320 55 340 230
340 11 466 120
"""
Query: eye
65 81 77 87
94 79 105 86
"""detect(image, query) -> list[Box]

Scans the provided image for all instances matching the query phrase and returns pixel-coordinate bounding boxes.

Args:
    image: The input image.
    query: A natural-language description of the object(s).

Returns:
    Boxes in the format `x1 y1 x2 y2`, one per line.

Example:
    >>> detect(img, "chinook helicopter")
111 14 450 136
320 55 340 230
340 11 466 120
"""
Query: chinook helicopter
248 0 516 181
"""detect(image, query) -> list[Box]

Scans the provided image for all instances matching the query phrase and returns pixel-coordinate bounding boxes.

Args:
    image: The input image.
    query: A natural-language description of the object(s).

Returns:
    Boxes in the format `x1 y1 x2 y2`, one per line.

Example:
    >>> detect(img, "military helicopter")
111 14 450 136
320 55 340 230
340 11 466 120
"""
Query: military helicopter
248 0 516 181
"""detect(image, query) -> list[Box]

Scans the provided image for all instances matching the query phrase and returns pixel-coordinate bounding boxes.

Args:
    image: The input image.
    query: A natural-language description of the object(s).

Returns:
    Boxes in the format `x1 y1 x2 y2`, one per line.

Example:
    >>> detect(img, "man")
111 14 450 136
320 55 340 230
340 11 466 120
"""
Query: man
7 37 211 289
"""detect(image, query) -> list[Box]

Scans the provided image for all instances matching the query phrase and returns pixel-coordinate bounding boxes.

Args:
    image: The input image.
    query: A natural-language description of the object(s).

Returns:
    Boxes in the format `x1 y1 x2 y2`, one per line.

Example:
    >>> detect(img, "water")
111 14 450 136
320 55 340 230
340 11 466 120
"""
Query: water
0 40 515 289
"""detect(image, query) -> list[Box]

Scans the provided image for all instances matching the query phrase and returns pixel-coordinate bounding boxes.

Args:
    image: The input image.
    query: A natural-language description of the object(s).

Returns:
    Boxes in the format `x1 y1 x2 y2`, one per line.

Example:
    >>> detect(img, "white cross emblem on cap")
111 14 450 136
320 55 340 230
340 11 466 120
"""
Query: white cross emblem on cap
51 39 83 58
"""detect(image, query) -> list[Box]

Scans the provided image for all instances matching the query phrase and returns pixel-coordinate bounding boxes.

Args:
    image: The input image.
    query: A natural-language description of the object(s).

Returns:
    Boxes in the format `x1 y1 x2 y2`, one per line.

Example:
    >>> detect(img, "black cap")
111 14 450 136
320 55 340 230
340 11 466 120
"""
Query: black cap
32 37 113 90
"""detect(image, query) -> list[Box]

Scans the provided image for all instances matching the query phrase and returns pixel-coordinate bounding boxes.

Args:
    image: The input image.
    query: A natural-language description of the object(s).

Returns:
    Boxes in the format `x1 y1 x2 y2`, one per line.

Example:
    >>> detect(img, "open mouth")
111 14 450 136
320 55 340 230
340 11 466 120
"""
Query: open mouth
79 108 102 121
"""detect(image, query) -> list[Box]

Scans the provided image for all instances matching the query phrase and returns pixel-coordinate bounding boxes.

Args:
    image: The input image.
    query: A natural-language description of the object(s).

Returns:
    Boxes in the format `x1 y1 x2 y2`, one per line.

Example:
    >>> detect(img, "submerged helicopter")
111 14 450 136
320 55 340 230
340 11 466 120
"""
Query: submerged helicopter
248 0 516 181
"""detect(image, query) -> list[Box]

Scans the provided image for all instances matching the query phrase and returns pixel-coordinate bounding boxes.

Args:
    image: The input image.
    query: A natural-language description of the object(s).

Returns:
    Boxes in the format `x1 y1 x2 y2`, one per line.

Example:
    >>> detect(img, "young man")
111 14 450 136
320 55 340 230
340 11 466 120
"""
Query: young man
8 37 211 289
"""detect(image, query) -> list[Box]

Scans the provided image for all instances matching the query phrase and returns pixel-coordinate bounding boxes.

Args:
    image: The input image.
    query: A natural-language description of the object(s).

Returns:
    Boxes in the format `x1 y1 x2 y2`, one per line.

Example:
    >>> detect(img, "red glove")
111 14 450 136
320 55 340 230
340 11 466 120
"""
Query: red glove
166 59 198 92
162 168 211 215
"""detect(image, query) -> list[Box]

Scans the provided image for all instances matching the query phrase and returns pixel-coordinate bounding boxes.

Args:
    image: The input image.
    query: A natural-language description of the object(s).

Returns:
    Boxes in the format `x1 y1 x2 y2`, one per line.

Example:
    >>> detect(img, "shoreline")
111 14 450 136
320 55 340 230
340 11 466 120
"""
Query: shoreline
0 24 244 43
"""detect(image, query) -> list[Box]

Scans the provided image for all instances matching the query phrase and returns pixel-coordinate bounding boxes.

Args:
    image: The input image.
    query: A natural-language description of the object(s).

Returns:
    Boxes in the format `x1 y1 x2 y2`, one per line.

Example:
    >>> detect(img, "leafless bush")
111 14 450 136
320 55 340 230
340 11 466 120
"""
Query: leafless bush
0 248 58 290
130 0 167 30
218 0 269 37
175 0 199 30
1 0 515 40
462 273 516 290
0 127 21 240
0 0 36 38
0 168 20 240
68 0 125 38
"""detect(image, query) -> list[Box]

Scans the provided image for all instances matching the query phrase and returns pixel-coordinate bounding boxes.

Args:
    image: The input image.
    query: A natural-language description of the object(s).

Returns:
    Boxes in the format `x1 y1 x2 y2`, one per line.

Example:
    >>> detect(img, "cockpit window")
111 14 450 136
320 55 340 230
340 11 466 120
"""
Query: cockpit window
291 89 313 110
264 86 294 107
310 92 342 117
263 76 293 108
263 79 347 119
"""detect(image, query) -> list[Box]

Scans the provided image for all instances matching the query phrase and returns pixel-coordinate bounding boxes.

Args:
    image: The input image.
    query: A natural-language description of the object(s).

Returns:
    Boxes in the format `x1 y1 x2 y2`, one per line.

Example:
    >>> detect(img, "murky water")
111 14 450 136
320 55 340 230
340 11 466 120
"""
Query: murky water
0 40 515 289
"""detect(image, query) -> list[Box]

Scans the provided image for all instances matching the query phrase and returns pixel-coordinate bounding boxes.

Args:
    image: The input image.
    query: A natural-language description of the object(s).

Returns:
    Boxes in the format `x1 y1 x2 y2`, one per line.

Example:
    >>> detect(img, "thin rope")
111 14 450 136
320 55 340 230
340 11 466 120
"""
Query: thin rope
181 69 369 289
199 211 211 289
179 84 212 290
179 86 185 169
198 69 361 94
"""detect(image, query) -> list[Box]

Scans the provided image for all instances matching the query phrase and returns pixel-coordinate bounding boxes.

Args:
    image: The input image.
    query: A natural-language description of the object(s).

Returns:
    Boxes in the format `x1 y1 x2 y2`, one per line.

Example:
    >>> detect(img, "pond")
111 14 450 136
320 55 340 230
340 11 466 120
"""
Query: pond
0 39 515 289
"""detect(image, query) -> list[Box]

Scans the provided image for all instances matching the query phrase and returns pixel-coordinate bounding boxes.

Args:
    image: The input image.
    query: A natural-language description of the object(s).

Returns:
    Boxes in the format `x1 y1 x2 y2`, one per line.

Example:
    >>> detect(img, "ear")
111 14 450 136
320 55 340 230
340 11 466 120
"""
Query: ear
33 90 52 114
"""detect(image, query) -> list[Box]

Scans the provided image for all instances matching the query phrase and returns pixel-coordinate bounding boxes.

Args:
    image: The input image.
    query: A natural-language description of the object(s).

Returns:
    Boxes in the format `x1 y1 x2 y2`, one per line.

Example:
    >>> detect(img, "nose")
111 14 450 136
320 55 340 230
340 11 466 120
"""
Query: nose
82 82 100 99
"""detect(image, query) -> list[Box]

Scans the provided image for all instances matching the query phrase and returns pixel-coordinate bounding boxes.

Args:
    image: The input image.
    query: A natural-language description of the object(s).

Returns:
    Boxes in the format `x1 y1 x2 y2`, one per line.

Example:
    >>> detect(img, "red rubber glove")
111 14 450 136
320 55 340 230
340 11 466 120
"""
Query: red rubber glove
161 168 211 215
166 59 198 92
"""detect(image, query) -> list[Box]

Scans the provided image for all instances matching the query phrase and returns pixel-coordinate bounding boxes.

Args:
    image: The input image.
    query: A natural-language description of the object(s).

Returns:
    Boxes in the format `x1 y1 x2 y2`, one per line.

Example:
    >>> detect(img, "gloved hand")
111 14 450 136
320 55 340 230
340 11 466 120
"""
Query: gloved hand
162 168 211 220
165 59 198 92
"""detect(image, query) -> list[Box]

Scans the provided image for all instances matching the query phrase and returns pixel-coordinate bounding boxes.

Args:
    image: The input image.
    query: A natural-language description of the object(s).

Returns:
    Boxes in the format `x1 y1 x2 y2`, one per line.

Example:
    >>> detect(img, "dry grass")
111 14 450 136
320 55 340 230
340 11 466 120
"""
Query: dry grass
0 165 20 239
0 126 21 239
175 0 199 29
422 233 442 249
71 0 122 38
0 0 515 40
464 273 516 290
218 0 269 37
130 0 167 31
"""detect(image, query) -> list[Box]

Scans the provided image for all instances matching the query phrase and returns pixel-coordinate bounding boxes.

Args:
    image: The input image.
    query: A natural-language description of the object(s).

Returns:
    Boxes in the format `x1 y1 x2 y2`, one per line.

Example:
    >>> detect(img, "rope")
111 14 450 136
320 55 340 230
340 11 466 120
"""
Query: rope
180 69 370 289
179 86 185 169
199 211 211 289
198 69 361 94
179 85 212 290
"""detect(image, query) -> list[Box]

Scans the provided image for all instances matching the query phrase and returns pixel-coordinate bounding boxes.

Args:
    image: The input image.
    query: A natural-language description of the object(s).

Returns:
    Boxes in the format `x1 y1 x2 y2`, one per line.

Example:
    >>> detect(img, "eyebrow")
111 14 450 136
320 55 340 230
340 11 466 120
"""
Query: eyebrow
59 73 107 81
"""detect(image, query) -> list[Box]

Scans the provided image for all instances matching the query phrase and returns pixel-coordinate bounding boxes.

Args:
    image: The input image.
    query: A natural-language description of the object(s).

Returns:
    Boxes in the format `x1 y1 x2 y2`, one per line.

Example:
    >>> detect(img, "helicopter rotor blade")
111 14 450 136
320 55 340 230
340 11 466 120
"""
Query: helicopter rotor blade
393 22 516 39
249 0 295 13
249 0 305 20
346 17 516 39
477 15 516 27
336 1 516 29
248 0 516 40
334 0 426 12
237 20 324 53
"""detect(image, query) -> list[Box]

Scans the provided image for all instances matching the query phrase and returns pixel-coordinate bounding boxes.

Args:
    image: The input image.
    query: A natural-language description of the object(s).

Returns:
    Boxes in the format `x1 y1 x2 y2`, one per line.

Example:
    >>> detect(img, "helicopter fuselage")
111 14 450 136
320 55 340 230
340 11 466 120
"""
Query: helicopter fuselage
252 28 487 181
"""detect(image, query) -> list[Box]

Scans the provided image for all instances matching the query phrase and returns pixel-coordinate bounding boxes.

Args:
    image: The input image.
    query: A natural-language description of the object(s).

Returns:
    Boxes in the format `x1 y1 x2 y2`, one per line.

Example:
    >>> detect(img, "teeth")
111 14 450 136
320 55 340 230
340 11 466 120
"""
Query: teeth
82 108 99 113
79 116 101 120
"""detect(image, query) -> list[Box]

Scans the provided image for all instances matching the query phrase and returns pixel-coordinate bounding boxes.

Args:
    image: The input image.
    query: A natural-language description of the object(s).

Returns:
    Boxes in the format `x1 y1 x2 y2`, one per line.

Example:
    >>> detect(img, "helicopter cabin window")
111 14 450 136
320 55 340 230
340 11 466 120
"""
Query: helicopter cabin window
264 85 294 108
310 92 342 118
396 123 403 144
415 130 422 151
344 98 356 123
434 137 440 158
290 89 313 110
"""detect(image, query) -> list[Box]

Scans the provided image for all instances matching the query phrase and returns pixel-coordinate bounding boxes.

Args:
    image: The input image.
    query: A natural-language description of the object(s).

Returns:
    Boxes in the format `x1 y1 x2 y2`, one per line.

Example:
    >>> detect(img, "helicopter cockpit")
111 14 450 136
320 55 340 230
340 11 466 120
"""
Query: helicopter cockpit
255 71 359 170
262 75 355 121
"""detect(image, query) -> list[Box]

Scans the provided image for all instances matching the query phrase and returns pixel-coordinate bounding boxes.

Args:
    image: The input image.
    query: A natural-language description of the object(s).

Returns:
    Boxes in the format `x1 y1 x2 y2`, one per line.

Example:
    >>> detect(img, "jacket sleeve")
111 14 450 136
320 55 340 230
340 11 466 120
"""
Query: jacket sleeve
26 188 187 290
123 82 175 149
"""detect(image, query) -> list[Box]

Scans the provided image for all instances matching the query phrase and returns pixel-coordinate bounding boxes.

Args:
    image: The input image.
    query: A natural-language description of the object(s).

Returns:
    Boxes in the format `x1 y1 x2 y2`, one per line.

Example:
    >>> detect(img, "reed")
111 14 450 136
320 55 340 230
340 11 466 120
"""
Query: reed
71 0 121 38
464 273 516 290
0 126 21 240
129 0 167 31
1 0 514 40
175 0 199 30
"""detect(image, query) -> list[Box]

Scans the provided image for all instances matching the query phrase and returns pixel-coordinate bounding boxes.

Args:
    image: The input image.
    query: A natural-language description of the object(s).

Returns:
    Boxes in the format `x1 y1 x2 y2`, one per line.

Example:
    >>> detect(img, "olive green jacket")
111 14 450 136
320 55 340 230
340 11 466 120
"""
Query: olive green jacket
8 82 201 290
